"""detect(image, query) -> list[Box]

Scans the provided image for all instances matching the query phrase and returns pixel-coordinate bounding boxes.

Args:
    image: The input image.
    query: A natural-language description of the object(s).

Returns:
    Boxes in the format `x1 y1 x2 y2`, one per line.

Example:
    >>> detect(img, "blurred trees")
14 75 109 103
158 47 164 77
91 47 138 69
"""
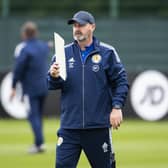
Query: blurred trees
0 0 168 18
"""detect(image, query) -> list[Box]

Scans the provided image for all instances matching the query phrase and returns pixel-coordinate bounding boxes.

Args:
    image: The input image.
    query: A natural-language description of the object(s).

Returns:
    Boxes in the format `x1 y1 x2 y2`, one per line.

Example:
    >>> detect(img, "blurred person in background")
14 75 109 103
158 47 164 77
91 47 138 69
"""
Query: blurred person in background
10 21 50 154
48 11 129 167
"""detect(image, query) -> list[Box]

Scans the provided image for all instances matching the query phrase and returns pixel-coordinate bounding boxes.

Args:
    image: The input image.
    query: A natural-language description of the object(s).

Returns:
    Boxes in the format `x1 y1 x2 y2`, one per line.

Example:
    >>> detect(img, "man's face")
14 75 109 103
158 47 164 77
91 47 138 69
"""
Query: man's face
73 22 95 42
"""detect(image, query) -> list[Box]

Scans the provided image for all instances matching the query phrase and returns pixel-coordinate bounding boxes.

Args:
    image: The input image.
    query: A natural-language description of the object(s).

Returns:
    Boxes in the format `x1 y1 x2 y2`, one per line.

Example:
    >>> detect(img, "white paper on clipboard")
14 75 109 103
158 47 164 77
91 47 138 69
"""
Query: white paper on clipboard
54 32 67 80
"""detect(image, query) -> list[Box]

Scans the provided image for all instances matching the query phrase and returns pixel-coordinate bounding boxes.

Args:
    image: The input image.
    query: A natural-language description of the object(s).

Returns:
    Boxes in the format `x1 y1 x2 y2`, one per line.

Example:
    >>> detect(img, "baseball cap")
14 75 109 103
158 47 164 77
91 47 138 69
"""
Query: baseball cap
68 11 95 25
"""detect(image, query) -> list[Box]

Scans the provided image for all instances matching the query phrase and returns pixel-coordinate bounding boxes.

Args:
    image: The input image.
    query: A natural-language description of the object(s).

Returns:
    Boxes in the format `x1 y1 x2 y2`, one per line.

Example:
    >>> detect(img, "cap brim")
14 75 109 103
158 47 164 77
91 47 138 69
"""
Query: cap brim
67 18 87 25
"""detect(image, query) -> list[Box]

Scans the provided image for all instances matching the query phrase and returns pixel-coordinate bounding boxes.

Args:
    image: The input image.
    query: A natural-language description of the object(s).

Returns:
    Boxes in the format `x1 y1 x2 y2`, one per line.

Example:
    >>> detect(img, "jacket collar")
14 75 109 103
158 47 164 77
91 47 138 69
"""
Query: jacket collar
74 36 100 52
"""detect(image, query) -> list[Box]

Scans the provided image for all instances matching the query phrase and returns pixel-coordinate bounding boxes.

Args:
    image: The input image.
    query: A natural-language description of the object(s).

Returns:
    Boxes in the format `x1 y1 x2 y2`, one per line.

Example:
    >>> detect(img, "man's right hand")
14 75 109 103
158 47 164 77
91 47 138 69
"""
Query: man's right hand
49 63 60 78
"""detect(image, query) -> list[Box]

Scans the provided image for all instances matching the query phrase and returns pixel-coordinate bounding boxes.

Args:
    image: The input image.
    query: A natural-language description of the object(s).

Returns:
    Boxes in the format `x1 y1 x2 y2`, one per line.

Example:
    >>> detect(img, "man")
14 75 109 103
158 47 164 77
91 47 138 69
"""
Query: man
47 11 129 168
10 21 49 154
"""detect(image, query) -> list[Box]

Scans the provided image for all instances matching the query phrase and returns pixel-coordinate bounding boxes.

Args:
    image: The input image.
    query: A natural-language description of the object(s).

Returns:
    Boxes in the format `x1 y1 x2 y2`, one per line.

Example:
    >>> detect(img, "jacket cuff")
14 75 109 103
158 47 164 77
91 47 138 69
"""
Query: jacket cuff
49 75 62 81
112 102 123 109
112 104 122 109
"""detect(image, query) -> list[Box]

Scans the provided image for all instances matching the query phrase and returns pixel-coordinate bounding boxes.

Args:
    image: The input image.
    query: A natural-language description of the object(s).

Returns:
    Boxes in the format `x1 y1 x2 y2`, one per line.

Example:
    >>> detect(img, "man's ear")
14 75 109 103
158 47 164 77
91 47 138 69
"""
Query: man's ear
91 24 96 31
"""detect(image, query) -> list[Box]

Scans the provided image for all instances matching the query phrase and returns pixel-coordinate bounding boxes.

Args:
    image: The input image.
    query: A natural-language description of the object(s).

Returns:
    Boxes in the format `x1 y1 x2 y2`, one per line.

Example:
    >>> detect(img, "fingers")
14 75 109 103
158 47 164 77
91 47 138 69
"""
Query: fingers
50 63 60 78
110 109 123 130
111 118 122 129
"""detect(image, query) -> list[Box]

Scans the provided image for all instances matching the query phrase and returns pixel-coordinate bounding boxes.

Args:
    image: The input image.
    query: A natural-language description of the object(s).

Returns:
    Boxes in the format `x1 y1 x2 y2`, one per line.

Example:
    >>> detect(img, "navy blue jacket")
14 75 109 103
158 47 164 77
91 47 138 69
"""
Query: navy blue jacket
47 37 129 129
12 38 49 97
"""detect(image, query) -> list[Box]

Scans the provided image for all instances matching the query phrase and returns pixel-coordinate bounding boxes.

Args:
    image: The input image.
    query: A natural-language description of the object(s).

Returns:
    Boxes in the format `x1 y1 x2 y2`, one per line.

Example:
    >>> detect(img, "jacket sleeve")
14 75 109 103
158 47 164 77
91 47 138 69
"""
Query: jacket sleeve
105 49 129 108
47 55 64 90
12 48 29 89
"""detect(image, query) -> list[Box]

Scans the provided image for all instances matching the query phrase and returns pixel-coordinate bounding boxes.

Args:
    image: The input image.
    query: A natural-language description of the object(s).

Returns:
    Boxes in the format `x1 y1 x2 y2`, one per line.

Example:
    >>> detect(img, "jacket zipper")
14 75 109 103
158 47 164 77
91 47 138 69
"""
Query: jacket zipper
79 47 99 128
82 64 85 128
78 50 85 128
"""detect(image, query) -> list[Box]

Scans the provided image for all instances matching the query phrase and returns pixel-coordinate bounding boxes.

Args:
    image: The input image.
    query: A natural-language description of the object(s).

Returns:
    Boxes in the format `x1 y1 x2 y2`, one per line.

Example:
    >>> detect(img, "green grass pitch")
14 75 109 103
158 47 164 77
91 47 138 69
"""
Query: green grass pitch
0 118 168 168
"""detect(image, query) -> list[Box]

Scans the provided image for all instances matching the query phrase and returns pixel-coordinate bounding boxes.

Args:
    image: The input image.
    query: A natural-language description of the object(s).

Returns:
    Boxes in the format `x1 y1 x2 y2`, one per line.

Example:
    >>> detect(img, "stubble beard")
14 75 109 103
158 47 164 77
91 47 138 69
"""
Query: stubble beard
74 35 87 42
74 31 89 42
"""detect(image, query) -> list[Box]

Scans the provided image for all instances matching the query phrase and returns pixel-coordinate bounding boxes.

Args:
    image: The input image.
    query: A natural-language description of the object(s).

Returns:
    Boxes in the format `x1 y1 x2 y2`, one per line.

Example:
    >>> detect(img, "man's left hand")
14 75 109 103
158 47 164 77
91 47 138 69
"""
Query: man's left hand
110 109 123 129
